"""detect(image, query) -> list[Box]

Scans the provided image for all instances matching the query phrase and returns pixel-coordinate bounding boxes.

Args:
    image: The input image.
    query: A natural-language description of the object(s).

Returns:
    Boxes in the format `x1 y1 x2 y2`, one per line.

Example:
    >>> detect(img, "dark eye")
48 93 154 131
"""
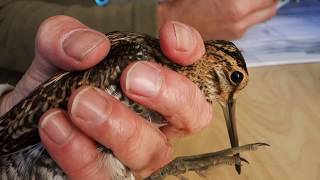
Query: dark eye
230 71 243 84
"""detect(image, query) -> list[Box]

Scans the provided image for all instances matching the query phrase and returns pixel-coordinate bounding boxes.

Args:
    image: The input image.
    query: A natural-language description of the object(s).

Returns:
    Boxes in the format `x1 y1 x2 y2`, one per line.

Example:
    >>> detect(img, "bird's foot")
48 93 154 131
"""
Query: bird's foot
145 142 269 180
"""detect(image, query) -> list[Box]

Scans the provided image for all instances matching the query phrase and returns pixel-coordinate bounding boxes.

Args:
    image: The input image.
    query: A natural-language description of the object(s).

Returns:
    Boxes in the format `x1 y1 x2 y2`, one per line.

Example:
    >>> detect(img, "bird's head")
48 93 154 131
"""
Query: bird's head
178 40 249 174
179 40 248 105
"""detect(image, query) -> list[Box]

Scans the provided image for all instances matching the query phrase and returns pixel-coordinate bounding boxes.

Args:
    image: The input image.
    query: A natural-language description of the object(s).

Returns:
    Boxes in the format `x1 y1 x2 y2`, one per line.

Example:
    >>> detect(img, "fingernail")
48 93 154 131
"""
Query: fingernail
172 22 196 52
71 87 112 123
63 29 106 60
126 62 163 97
40 110 73 144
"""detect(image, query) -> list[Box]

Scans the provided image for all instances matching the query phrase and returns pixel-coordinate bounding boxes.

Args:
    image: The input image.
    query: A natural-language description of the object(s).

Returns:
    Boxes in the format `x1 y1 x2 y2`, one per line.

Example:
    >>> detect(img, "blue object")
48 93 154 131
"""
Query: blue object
95 0 109 6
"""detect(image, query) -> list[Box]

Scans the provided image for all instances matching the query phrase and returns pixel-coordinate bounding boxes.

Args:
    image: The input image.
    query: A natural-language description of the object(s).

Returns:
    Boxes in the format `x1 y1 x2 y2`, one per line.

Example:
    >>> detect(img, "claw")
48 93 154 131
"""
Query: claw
195 170 207 178
240 157 249 164
255 142 270 147
249 143 271 151
176 175 189 180
236 164 241 174
235 155 241 174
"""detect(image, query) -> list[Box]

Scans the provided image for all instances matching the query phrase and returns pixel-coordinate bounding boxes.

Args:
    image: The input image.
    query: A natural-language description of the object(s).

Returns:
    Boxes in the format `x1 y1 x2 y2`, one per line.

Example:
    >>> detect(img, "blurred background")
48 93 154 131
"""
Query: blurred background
235 0 320 67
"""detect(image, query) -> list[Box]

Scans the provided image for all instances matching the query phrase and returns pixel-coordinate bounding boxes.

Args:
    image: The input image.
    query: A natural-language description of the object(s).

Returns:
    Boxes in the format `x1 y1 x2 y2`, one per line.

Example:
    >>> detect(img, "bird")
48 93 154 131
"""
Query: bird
0 31 268 180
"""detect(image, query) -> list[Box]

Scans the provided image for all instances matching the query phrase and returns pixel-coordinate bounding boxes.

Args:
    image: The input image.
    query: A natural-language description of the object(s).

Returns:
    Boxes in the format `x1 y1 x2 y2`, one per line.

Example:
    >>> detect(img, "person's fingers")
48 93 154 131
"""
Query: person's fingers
35 15 110 72
1 15 110 113
27 15 110 94
68 86 172 177
224 0 276 22
120 61 213 140
208 1 277 40
39 109 110 180
159 21 205 66
226 2 278 39
237 2 278 29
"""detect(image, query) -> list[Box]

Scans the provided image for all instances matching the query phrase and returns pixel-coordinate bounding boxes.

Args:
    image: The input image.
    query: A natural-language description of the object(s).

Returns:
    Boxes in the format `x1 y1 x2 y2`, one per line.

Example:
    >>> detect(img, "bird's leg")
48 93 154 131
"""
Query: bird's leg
145 143 269 180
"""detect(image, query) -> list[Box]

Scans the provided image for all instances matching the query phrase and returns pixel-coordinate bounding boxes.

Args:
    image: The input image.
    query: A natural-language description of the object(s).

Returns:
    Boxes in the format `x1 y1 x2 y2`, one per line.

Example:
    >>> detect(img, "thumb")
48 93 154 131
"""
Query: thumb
0 15 110 115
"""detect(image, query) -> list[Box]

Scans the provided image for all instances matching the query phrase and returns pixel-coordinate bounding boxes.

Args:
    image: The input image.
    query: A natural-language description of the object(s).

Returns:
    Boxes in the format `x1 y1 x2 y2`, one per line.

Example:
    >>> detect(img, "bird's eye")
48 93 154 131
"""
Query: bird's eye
230 71 244 84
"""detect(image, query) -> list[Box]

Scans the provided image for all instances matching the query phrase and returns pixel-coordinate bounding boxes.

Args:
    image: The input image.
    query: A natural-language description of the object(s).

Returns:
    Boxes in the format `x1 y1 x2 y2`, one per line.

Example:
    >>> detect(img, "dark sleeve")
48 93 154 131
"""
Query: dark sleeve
0 0 158 73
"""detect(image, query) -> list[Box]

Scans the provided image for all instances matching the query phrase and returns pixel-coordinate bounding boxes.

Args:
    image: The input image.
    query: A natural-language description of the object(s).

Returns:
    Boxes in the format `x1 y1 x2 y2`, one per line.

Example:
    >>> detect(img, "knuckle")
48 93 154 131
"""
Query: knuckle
180 84 211 134
68 153 104 179
135 145 172 177
181 125 195 135
229 23 247 39
179 85 199 133
37 15 72 41
36 15 83 55
124 119 143 148
184 110 212 134
113 111 145 152
150 145 172 171
228 3 248 22
201 104 213 129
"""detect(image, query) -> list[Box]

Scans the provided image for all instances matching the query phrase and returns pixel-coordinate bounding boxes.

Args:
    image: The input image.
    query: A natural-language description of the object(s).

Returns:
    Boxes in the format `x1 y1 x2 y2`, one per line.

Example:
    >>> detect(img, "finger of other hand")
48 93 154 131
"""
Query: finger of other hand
226 0 276 21
212 1 277 39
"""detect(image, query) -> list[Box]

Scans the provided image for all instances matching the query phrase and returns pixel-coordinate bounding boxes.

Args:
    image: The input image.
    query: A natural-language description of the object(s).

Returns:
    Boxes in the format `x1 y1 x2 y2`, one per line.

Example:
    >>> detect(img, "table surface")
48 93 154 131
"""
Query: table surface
165 63 320 180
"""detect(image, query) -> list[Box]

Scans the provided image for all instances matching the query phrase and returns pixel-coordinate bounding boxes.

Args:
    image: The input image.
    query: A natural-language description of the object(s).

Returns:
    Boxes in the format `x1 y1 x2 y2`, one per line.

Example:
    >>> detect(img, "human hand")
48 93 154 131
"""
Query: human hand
158 0 278 40
0 16 212 179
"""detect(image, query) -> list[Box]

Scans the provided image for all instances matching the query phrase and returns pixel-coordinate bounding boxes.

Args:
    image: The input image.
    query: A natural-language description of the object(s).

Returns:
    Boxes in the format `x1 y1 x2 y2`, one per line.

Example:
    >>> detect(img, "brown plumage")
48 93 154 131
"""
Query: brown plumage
0 31 267 180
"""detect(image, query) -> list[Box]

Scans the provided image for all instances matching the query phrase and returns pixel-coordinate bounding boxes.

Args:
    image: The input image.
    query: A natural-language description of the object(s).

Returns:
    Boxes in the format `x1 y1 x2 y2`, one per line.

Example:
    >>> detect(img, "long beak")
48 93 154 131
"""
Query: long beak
222 95 241 174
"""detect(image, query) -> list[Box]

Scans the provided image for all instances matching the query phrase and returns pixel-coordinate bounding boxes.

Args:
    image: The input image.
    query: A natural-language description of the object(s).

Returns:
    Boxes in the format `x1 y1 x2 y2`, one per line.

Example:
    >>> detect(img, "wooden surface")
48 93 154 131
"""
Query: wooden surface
166 63 320 180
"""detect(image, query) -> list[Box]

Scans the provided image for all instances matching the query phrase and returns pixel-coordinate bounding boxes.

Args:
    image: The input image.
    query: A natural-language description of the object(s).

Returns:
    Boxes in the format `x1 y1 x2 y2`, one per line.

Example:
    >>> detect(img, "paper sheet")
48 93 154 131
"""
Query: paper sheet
234 1 320 67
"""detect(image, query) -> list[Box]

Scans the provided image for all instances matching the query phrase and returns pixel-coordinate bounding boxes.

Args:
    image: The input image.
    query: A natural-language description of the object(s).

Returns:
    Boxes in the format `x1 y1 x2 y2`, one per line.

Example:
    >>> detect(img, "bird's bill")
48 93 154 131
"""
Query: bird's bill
222 95 241 174
222 96 239 149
